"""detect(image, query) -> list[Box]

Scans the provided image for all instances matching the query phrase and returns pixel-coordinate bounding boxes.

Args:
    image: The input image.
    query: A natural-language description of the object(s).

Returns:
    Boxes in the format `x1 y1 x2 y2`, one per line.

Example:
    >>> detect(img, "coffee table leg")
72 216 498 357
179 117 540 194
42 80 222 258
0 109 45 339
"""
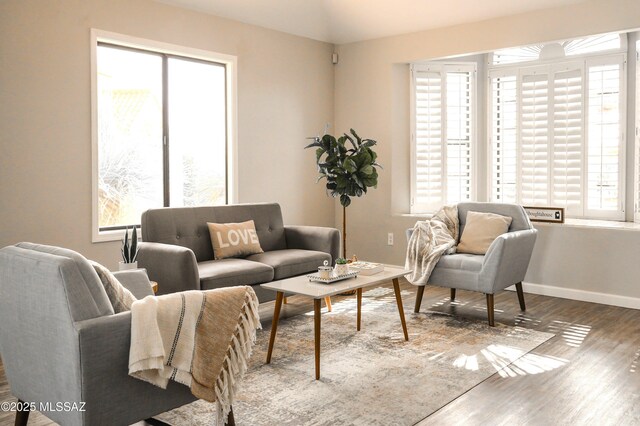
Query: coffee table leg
356 287 362 331
324 296 332 312
314 298 322 380
392 278 409 341
266 291 284 364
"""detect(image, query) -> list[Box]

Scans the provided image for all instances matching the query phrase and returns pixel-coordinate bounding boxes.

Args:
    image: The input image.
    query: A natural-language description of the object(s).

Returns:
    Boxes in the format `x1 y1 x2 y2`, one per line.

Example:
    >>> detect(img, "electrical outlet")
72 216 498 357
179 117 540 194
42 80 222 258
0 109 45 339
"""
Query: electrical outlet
387 232 394 246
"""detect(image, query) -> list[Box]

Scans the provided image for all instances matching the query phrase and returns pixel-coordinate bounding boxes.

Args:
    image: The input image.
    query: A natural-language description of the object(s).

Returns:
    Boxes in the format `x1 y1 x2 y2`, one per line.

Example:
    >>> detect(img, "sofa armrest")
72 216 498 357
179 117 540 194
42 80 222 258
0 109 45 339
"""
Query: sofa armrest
75 312 195 424
479 229 538 293
113 269 154 299
136 242 199 295
285 225 341 263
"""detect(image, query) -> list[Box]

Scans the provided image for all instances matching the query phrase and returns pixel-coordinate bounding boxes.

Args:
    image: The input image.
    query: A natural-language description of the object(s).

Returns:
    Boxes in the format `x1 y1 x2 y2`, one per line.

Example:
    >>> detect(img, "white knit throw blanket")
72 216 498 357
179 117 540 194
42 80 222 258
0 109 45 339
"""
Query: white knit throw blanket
405 205 459 286
129 287 261 425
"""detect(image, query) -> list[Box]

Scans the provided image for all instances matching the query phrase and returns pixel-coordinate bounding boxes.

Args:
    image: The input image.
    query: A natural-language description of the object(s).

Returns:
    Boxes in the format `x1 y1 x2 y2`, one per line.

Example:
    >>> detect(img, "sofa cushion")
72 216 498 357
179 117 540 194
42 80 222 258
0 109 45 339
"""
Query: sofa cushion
198 258 274 290
246 249 331 280
15 242 114 318
435 253 484 272
428 254 485 292
207 220 264 260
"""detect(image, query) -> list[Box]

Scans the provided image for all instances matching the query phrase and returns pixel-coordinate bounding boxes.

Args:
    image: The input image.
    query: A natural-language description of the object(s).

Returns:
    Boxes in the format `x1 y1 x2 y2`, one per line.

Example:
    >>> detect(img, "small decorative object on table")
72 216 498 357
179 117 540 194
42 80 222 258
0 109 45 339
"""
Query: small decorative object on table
335 257 349 275
317 260 333 279
308 260 359 283
119 226 139 271
348 261 384 276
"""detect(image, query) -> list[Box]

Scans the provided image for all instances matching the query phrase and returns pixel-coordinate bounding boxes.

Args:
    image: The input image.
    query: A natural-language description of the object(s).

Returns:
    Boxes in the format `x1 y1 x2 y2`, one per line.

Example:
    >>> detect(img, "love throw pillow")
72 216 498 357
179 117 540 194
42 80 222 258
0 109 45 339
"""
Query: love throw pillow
207 220 264 259
456 211 513 255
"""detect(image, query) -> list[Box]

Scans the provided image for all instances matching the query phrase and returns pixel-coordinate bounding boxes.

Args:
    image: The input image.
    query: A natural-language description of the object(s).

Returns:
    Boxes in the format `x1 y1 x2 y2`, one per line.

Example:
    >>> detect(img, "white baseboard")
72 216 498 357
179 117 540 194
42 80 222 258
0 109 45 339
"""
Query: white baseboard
506 282 640 310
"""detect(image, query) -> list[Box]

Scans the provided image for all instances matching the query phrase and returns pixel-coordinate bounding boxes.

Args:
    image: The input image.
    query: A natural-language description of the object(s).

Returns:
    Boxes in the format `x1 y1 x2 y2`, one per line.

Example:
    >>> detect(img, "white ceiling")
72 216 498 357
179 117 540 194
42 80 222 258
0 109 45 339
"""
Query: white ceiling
157 0 588 44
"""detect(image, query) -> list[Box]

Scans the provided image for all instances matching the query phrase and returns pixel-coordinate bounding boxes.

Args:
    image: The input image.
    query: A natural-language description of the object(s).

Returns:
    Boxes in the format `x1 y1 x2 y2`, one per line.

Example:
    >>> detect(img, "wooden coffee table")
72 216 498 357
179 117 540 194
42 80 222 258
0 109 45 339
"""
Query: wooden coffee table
261 266 412 380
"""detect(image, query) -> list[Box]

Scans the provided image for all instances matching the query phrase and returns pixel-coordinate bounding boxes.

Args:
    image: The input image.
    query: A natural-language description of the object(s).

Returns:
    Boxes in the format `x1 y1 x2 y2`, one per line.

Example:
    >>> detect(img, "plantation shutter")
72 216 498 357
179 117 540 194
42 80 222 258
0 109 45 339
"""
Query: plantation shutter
490 74 518 203
519 70 550 206
412 67 444 211
586 58 623 217
445 71 473 204
551 66 584 216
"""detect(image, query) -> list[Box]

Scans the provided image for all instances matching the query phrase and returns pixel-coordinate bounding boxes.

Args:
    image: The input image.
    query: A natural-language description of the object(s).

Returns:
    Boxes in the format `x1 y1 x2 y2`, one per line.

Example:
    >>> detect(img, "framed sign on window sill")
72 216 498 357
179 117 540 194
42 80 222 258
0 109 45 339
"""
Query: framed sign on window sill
523 206 565 223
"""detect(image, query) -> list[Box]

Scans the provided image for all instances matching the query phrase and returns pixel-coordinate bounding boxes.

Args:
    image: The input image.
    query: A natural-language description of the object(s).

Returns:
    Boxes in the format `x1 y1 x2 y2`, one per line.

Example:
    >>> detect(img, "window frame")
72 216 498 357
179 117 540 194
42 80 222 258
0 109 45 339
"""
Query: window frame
487 52 627 221
635 40 640 223
409 62 477 213
90 29 238 242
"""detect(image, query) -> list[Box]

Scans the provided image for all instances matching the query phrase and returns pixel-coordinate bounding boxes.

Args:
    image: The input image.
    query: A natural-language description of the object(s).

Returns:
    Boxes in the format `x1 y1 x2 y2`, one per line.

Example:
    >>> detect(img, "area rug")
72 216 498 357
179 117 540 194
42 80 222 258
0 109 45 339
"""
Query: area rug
156 287 554 426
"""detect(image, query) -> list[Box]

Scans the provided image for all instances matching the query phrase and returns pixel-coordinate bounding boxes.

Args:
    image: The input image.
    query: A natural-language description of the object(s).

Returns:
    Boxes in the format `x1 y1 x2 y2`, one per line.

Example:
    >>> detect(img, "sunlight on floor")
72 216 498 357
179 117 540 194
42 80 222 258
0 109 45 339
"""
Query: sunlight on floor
546 320 591 348
453 354 479 371
430 297 467 308
631 348 639 373
480 344 568 378
474 305 504 314
514 313 542 327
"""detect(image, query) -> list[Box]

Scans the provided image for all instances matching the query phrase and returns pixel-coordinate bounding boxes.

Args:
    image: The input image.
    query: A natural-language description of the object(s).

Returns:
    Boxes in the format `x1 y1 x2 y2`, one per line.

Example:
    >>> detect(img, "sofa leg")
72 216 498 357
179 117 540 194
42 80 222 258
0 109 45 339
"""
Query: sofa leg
450 288 456 301
515 282 526 311
414 286 425 313
15 400 30 426
486 294 495 326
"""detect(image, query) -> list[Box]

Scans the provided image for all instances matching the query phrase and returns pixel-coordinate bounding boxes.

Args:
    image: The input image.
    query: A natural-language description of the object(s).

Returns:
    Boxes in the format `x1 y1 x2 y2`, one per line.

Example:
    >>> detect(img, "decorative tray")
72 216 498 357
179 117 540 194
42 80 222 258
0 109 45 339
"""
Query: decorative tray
307 270 359 284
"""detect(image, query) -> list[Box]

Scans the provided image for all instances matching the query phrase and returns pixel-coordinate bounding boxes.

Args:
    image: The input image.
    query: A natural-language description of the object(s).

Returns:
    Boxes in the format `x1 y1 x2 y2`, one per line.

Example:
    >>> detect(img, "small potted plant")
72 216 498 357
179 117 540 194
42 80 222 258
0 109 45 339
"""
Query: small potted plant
119 226 139 271
334 257 349 276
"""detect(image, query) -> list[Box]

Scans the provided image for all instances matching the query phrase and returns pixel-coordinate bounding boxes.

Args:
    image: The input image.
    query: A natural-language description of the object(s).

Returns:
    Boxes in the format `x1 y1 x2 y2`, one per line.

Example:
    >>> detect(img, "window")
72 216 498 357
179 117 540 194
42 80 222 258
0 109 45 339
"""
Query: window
489 37 626 220
410 63 476 212
91 30 236 241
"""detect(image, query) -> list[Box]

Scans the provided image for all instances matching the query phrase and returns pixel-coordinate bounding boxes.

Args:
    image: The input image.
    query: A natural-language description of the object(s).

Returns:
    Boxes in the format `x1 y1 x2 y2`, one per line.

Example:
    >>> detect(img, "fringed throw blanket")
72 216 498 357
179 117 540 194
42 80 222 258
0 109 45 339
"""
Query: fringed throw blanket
129 286 261 425
405 205 459 286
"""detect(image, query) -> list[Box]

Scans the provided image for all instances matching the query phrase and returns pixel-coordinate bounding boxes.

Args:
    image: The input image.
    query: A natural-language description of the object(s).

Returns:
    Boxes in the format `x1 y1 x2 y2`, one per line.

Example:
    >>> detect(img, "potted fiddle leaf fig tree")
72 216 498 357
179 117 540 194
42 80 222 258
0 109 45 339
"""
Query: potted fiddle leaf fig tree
305 129 381 258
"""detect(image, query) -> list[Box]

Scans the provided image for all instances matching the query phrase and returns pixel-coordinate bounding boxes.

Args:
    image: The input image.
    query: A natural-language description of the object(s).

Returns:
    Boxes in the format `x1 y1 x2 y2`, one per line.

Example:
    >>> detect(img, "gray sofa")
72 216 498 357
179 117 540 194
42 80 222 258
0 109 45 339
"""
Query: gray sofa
0 243 196 426
138 203 341 302
409 202 538 326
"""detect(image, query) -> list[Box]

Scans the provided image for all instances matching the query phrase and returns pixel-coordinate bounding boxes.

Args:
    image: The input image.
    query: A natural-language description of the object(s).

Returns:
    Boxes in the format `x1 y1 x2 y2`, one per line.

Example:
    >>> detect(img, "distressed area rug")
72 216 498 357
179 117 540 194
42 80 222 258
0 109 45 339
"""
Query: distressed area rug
156 287 554 426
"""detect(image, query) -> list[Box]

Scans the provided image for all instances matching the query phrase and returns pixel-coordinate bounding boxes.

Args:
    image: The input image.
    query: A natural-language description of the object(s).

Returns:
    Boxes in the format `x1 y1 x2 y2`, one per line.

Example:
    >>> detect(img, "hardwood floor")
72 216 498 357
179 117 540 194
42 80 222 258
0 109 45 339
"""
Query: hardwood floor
1 280 638 425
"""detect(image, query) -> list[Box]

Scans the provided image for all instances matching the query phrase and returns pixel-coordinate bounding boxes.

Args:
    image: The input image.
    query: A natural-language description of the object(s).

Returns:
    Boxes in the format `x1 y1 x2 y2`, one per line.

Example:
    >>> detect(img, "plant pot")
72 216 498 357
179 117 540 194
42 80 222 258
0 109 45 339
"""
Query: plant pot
335 264 349 276
119 261 138 271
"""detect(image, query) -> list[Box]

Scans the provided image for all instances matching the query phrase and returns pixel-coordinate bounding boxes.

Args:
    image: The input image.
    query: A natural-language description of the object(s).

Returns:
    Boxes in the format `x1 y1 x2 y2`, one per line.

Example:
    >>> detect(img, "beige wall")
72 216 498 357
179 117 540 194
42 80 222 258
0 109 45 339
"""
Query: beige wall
334 0 640 305
0 0 335 269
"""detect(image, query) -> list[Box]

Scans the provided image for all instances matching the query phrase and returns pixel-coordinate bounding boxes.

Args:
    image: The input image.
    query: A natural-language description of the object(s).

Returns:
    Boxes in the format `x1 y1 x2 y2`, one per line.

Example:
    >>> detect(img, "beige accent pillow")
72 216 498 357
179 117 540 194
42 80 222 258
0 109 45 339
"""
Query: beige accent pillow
90 260 137 313
207 220 264 260
456 211 513 255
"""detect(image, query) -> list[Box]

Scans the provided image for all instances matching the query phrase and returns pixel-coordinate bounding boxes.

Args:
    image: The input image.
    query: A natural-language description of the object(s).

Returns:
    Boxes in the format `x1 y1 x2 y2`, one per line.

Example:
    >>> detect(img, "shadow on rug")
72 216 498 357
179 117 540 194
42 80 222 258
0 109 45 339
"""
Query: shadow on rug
156 287 555 425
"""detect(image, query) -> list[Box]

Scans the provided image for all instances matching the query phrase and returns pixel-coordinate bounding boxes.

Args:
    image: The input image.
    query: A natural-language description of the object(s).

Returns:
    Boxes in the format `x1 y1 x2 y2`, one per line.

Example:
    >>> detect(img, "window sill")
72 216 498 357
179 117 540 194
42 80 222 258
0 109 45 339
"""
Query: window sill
532 218 640 231
397 214 640 231
92 228 141 243
397 213 434 219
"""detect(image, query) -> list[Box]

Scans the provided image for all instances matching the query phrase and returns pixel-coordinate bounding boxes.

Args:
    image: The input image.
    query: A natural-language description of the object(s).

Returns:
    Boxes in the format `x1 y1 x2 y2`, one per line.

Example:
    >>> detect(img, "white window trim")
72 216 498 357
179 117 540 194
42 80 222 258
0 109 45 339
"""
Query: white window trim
90 29 238 242
487 53 627 221
635 40 640 224
488 33 628 68
410 62 477 213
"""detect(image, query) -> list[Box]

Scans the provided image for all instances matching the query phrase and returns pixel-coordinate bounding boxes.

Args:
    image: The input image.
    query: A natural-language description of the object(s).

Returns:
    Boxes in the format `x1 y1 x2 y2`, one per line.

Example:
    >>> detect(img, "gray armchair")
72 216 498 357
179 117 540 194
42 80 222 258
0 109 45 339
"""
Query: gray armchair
408 202 537 326
0 243 196 426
